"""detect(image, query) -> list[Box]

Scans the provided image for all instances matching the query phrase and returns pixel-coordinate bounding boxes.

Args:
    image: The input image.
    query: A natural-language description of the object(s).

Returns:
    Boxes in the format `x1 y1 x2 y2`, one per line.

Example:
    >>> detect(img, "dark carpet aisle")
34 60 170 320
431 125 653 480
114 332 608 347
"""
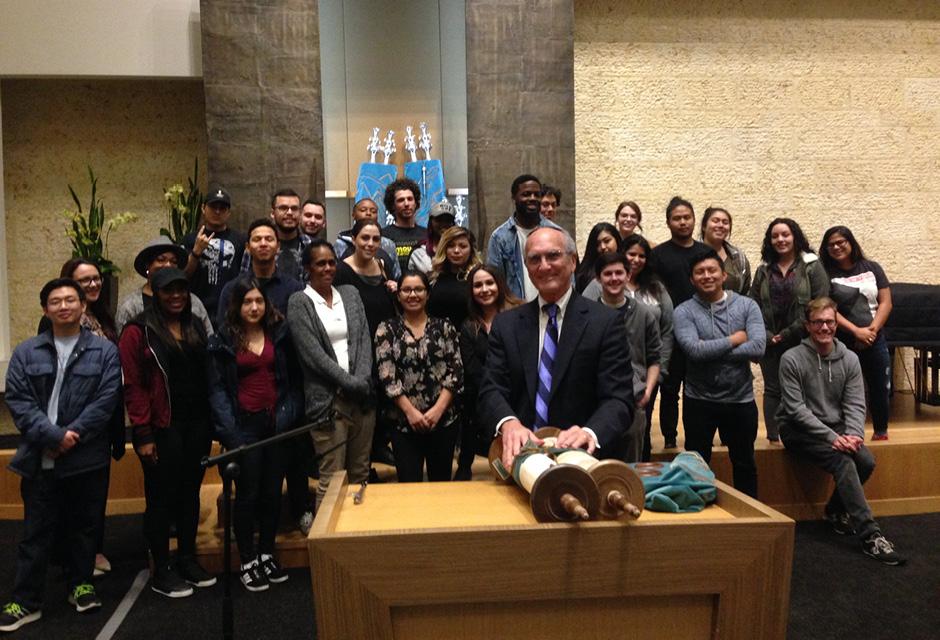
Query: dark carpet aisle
0 513 936 639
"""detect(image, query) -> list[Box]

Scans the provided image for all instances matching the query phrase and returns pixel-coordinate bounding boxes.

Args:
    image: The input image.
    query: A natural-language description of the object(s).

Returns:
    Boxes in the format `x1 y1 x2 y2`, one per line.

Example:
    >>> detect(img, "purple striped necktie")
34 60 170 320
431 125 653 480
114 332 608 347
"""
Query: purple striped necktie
534 303 559 428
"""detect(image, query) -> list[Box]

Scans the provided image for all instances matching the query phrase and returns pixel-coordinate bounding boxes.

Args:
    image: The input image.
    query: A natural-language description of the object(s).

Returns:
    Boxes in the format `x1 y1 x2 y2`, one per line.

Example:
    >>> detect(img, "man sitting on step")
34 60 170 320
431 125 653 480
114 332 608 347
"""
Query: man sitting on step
777 297 904 566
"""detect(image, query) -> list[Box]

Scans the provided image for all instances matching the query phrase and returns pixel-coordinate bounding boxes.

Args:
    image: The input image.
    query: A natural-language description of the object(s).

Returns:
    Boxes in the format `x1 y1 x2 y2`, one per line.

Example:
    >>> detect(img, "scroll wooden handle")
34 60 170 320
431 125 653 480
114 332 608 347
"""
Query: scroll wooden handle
608 490 642 519
559 493 590 520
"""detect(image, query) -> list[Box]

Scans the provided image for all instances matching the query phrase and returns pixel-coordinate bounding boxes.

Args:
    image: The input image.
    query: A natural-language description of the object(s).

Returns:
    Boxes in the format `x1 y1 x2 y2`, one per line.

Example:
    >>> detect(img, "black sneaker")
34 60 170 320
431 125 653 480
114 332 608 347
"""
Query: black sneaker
0 602 41 632
259 555 289 584
151 565 194 598
178 557 217 588
239 560 269 592
825 511 856 536
67 583 102 613
862 533 905 566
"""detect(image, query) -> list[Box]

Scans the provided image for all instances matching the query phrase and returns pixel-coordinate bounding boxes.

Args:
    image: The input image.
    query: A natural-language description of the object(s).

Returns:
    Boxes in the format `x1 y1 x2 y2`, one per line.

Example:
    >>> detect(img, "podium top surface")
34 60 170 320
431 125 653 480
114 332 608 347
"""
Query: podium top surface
330 480 734 534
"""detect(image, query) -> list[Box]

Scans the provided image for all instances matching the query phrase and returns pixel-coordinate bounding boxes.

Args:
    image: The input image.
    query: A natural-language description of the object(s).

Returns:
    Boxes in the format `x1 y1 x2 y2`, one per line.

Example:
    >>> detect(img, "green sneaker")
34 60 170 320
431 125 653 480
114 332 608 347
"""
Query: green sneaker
0 602 41 631
68 583 102 613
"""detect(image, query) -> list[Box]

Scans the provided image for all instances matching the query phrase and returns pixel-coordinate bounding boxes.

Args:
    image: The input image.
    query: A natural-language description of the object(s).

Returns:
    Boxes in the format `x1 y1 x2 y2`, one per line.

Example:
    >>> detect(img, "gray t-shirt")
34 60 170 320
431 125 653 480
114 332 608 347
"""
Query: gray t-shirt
43 333 80 469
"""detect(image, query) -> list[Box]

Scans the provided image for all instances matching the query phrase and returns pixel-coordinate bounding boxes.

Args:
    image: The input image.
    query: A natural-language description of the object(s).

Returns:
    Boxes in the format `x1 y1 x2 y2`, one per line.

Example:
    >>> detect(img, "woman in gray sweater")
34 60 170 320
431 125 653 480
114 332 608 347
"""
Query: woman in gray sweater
287 240 375 509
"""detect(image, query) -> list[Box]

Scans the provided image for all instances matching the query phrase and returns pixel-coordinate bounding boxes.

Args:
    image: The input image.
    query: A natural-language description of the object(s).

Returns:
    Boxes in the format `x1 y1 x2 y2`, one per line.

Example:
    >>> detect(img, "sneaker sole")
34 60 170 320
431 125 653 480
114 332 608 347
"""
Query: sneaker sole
266 574 289 584
862 549 904 566
151 584 194 598
68 596 102 613
184 577 218 588
0 611 41 631
241 581 270 592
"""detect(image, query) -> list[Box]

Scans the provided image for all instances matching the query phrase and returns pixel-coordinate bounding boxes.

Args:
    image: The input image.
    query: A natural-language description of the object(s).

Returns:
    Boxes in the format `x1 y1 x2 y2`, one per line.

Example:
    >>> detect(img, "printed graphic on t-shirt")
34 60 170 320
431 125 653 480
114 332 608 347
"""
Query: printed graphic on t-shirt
202 238 237 285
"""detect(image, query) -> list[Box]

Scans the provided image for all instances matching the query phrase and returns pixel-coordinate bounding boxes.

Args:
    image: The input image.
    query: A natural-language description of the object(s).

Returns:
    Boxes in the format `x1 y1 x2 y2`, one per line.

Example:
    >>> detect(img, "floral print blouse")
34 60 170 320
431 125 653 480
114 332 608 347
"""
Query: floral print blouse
374 316 463 433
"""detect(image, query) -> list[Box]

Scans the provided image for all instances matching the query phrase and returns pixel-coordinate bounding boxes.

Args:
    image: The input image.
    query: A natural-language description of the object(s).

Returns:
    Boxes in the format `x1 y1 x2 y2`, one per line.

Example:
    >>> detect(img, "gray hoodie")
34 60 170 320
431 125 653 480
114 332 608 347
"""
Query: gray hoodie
674 291 766 403
776 337 866 442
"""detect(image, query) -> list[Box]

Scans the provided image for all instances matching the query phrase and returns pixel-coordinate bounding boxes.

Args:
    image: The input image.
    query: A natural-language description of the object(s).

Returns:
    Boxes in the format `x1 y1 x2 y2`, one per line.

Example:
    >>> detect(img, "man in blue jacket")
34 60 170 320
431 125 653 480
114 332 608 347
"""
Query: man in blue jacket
0 278 122 632
674 250 766 498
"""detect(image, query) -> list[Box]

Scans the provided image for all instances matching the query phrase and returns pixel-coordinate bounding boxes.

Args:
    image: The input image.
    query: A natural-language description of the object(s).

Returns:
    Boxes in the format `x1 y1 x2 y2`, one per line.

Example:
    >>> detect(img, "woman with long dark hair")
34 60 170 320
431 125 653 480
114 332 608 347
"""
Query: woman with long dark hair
208 276 302 591
575 222 622 293
700 206 751 295
819 226 893 440
119 268 216 598
749 218 829 443
375 271 463 482
619 235 674 460
333 219 398 338
427 226 482 331
455 265 521 480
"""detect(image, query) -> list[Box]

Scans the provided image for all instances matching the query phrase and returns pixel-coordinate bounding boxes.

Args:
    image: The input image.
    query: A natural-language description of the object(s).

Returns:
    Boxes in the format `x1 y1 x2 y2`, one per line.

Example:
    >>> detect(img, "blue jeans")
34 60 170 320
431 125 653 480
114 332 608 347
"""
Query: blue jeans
854 335 891 434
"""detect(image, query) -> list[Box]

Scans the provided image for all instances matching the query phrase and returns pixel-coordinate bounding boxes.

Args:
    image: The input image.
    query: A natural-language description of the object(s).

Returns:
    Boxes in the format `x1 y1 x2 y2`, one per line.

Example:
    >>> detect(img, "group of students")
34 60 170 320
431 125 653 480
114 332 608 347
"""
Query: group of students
0 176 900 632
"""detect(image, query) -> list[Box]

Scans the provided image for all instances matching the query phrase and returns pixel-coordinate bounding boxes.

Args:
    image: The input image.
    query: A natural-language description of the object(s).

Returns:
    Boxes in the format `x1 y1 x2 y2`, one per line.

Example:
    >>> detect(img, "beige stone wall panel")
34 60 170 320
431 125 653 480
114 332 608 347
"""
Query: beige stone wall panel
2 78 207 345
574 0 940 290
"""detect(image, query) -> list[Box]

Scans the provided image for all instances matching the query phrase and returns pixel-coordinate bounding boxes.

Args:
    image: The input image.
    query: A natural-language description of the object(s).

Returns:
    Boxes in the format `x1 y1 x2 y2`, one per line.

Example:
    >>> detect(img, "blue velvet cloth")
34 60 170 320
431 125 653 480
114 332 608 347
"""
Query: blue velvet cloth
631 451 718 513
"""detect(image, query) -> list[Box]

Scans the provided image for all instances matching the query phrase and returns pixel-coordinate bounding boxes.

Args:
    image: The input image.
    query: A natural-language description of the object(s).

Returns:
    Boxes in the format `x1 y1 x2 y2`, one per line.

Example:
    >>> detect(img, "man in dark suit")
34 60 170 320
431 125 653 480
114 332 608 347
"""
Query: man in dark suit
479 227 634 471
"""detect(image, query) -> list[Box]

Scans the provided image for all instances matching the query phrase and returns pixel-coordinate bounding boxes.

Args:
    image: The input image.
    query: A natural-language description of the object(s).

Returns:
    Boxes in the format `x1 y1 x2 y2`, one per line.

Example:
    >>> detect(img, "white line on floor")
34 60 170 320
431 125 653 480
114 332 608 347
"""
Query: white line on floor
95 569 149 640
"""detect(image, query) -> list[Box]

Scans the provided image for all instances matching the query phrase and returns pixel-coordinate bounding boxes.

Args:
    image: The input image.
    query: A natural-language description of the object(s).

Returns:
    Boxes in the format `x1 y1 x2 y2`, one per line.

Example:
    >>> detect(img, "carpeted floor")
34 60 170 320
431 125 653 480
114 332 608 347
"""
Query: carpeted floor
0 512 936 639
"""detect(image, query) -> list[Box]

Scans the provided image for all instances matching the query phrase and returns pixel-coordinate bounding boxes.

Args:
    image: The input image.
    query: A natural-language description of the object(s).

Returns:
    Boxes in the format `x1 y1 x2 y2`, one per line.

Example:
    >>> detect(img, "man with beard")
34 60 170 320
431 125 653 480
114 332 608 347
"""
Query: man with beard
182 186 245 323
485 174 562 301
381 178 427 273
300 199 327 240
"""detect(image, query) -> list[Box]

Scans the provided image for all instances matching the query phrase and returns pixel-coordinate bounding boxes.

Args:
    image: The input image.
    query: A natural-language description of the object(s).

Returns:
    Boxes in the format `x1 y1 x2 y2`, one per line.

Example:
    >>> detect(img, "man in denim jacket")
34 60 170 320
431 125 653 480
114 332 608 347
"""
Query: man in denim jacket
0 278 122 631
485 174 562 301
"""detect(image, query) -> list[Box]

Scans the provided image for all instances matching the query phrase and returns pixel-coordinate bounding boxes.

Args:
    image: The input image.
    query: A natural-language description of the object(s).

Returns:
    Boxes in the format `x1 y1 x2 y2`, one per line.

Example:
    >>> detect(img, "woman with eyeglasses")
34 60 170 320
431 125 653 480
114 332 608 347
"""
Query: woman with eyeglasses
749 218 829 443
456 265 521 480
374 271 463 482
427 226 482 332
614 200 645 242
819 226 893 440
700 206 751 295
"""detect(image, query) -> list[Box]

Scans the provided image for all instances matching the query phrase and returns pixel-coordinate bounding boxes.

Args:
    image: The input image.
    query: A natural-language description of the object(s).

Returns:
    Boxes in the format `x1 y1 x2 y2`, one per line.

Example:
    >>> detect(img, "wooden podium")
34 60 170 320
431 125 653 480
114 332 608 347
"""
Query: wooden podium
309 473 794 639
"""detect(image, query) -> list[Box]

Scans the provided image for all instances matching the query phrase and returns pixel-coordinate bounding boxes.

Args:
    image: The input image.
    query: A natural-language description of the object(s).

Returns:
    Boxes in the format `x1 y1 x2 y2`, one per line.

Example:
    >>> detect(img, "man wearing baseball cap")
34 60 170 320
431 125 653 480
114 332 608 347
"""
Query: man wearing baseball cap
407 200 456 276
115 237 214 336
182 187 246 325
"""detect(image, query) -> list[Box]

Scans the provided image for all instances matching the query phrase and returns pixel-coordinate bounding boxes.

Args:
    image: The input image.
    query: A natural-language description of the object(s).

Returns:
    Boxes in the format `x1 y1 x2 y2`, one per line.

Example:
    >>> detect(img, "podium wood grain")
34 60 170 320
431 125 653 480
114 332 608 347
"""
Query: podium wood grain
309 473 794 640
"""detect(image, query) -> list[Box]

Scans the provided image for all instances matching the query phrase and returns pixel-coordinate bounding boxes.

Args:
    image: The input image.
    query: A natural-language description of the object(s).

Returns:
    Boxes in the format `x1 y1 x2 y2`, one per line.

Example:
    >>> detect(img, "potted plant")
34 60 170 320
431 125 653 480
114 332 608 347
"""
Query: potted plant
63 166 137 314
161 157 204 244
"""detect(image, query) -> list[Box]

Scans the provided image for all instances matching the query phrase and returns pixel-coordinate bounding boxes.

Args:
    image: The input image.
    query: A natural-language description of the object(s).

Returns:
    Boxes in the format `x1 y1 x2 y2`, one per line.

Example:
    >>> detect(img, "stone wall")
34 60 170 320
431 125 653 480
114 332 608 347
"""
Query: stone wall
200 0 324 227
466 0 577 241
2 78 207 345
574 0 940 280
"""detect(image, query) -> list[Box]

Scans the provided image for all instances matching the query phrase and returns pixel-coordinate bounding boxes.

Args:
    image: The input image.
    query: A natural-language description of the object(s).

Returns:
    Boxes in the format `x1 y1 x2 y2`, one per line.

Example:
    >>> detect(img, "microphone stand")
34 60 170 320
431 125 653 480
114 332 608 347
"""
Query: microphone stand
201 414 349 640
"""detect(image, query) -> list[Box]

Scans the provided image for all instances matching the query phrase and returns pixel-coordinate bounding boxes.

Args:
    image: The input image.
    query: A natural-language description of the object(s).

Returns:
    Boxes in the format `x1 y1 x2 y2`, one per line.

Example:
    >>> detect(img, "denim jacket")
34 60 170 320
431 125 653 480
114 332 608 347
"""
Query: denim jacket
485 214 561 300
5 329 122 479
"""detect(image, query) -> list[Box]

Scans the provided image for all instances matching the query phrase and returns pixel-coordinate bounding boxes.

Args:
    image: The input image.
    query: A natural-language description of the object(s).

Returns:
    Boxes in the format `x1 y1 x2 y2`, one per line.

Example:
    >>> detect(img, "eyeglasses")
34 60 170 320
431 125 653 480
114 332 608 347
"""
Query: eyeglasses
525 250 567 267
808 319 837 328
826 239 848 250
76 276 102 287
400 287 427 296
275 205 300 213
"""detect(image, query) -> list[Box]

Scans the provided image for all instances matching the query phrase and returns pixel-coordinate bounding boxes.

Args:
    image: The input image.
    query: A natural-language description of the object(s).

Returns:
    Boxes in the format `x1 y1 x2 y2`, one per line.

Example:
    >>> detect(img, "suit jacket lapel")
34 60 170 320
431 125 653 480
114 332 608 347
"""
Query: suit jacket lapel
550 293 588 394
518 300 541 404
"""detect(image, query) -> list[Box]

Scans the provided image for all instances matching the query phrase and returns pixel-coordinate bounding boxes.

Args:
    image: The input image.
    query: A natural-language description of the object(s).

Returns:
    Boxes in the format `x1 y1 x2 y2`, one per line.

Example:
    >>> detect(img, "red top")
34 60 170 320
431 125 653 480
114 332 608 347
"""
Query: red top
236 337 277 414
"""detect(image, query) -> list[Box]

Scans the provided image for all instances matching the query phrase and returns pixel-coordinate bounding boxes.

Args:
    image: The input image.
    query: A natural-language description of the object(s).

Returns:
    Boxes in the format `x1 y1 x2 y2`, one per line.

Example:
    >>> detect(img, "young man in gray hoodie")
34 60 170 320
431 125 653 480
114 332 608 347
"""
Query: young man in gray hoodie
777 297 904 565
674 249 765 498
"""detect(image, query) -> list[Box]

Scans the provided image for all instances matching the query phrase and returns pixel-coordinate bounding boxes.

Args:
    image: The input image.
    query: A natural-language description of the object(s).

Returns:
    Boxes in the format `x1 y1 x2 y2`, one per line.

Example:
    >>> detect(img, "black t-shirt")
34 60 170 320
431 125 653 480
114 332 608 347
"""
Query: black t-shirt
383 224 427 273
651 239 708 306
333 261 398 340
276 235 304 282
182 228 246 320
428 272 471 330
